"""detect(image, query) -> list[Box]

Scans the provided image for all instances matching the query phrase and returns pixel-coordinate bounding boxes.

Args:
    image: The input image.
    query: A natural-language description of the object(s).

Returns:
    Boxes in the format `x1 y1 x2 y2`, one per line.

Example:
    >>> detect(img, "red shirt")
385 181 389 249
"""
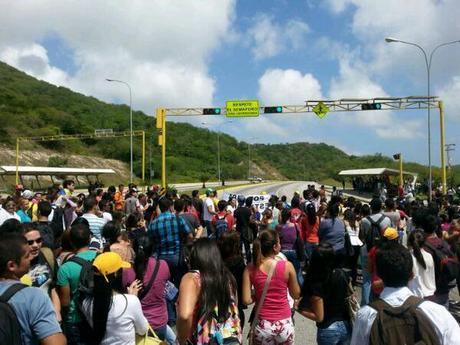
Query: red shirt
368 246 383 295
211 211 234 230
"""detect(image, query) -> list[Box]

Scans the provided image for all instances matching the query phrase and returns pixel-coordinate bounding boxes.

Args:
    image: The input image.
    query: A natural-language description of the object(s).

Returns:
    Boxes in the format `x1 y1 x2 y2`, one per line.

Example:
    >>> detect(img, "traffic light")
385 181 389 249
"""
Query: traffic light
361 103 382 110
203 108 221 115
264 106 283 113
393 153 401 160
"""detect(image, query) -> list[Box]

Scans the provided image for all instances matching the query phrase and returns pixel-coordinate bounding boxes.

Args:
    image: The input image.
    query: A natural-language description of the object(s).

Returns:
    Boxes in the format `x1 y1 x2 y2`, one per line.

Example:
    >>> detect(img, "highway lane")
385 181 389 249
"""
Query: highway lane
220 181 320 199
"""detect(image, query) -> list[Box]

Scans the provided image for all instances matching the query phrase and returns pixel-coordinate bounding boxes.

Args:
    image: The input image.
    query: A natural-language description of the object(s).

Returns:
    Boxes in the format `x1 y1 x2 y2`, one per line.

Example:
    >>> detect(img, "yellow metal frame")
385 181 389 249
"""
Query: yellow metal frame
15 130 146 185
156 97 448 193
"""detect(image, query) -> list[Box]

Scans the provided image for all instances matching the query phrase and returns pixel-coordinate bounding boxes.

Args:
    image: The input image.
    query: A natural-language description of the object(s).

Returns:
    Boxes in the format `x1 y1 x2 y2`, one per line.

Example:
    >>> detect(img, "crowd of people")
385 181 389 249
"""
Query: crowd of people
1 180 460 345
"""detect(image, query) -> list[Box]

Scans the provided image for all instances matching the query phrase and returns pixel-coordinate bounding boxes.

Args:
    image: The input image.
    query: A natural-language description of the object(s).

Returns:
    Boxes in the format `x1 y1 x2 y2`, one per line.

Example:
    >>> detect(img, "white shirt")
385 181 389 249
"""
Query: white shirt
351 286 460 345
202 197 215 221
0 207 20 226
408 249 436 298
83 294 148 345
102 212 113 222
345 223 363 247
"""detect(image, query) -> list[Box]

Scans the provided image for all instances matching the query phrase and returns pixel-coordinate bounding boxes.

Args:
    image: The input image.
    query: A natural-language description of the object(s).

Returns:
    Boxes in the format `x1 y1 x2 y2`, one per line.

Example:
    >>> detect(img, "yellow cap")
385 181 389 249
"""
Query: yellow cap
383 227 399 241
93 252 130 281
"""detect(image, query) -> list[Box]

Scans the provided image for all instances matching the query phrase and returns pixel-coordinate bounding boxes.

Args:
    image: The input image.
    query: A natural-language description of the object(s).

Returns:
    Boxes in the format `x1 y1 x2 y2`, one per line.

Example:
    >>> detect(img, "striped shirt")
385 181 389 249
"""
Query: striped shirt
148 211 191 257
82 213 107 239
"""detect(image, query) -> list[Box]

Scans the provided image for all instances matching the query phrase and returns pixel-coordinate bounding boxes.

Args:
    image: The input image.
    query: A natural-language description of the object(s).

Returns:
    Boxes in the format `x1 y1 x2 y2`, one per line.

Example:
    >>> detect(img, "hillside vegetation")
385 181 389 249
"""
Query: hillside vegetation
0 61 453 186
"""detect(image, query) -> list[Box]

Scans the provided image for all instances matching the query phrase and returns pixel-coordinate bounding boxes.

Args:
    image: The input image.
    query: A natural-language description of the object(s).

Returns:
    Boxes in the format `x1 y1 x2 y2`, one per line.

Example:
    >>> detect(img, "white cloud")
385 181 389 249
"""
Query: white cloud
0 44 70 86
0 0 236 112
247 15 309 60
438 76 460 122
258 68 322 104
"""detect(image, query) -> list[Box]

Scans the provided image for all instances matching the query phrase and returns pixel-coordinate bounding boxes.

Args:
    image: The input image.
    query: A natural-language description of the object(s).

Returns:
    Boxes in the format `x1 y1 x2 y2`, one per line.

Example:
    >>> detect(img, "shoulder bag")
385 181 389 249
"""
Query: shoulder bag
248 260 277 345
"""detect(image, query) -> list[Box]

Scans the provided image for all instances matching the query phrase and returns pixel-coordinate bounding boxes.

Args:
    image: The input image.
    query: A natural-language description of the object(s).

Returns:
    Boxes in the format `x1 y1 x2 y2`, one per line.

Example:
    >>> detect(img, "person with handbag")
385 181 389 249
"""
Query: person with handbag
122 235 175 344
242 229 300 345
276 208 304 286
176 238 242 345
81 251 149 345
297 243 353 345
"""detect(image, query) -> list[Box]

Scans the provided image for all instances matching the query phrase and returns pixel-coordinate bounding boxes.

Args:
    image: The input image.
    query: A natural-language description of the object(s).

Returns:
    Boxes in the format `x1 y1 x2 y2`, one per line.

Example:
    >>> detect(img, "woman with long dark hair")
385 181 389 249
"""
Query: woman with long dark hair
218 231 247 329
276 208 304 285
176 238 241 345
304 202 320 261
81 251 148 345
343 209 363 286
122 235 174 343
298 243 352 345
242 229 300 345
407 230 436 299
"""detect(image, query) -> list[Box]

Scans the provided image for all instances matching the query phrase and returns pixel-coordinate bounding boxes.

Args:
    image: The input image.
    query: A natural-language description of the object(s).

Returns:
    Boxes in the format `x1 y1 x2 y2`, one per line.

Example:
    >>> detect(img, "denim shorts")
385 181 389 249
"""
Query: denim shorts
317 320 351 345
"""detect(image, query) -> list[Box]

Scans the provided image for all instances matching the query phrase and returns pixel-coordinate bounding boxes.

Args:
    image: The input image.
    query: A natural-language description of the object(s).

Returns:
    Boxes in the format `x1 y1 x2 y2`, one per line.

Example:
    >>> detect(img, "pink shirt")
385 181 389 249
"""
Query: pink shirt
249 260 291 321
122 258 170 329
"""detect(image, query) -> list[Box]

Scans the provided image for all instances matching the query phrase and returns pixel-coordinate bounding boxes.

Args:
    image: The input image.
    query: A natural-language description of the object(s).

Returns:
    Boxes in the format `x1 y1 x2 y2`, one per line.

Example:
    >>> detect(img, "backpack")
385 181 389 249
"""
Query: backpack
67 256 96 308
193 296 241 345
369 296 440 345
365 215 386 251
0 283 27 345
424 241 459 290
215 215 229 239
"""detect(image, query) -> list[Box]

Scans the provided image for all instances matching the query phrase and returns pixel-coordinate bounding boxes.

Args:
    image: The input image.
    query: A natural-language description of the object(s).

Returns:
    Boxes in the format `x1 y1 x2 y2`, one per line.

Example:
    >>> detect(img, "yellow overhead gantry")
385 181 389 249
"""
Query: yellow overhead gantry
15 130 146 185
156 96 447 193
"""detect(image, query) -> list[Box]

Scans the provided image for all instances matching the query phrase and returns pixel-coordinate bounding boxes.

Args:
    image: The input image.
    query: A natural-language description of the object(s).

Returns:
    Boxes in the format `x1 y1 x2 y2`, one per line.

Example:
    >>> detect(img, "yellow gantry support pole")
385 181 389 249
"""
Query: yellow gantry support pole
15 138 20 185
142 130 145 184
439 101 447 195
162 112 166 189
156 108 167 189
399 154 403 188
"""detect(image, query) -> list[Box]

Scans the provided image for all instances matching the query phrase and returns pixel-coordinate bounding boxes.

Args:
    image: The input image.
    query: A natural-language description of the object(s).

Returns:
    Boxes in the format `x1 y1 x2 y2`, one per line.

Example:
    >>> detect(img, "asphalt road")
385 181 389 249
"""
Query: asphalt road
224 181 321 344
220 180 319 200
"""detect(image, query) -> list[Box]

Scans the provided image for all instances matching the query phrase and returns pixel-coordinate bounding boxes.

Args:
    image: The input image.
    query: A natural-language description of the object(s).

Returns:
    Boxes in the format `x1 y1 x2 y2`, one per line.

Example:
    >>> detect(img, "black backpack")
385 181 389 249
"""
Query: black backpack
0 283 27 345
365 215 386 251
369 296 440 345
425 241 459 290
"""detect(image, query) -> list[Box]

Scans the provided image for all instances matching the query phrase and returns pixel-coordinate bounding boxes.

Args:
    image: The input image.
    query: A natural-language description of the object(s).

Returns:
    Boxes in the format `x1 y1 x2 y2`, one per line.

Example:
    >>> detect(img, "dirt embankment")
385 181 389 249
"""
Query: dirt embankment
0 145 130 190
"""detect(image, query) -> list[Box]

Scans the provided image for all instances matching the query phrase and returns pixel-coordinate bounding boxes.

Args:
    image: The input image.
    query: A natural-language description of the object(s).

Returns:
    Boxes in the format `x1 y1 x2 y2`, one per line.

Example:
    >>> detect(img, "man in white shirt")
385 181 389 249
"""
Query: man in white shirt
202 189 216 237
351 244 460 345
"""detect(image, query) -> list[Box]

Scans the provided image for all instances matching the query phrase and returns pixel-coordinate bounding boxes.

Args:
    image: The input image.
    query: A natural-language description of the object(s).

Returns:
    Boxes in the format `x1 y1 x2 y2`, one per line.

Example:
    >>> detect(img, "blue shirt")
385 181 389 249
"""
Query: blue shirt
318 218 345 253
0 281 62 345
148 211 191 257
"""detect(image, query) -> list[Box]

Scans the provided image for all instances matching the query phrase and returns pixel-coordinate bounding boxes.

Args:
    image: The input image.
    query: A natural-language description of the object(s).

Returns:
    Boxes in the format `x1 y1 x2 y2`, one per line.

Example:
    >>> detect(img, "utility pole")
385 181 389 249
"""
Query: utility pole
445 144 456 189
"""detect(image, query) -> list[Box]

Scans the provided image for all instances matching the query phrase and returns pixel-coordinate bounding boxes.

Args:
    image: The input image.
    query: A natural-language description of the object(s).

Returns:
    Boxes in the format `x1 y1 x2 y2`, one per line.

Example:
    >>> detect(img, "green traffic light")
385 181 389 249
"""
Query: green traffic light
276 106 282 113
215 108 221 114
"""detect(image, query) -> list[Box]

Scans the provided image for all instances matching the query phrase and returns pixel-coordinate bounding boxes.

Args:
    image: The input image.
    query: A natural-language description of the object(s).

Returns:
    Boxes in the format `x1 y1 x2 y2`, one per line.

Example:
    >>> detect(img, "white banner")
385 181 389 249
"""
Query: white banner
221 192 270 211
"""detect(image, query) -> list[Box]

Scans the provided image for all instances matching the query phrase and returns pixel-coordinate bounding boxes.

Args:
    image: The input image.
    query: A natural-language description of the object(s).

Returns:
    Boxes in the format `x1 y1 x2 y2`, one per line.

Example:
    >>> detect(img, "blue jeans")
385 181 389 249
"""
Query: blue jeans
317 321 351 345
304 241 318 261
154 325 176 345
159 254 181 325
282 249 303 286
360 246 371 306
204 220 214 237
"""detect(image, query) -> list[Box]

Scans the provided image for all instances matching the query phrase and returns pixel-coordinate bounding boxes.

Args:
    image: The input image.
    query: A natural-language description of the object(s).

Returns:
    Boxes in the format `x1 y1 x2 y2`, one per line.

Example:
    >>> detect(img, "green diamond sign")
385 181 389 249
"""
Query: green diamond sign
312 102 329 119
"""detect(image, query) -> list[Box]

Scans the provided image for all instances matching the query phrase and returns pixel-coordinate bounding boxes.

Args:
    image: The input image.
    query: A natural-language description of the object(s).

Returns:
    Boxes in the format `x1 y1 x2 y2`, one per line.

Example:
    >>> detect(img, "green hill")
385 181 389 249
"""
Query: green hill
0 61 442 186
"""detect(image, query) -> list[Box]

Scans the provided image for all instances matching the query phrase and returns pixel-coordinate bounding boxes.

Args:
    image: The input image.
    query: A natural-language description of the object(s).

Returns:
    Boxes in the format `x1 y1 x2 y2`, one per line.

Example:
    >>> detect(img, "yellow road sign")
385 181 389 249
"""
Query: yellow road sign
226 100 260 117
312 102 329 118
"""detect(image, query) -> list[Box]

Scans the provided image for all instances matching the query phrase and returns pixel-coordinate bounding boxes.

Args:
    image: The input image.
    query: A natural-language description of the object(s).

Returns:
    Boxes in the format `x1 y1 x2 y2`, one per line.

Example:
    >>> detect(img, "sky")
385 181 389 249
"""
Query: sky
1 0 460 166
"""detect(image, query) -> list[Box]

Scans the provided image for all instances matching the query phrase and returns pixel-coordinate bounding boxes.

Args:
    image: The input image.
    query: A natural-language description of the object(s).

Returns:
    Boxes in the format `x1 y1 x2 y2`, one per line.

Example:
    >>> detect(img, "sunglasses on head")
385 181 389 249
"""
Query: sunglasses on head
27 238 43 245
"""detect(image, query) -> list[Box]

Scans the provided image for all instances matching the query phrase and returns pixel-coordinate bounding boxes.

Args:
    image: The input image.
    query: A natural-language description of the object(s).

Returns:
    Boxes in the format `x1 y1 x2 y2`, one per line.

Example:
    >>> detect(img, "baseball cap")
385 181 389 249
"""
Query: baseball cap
21 190 34 199
93 252 130 281
383 227 399 241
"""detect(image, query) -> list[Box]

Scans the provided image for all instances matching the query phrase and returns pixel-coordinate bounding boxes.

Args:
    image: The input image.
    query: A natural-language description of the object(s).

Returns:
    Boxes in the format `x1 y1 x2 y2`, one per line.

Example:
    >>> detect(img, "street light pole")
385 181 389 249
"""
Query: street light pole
201 121 232 184
385 37 460 201
106 78 133 184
